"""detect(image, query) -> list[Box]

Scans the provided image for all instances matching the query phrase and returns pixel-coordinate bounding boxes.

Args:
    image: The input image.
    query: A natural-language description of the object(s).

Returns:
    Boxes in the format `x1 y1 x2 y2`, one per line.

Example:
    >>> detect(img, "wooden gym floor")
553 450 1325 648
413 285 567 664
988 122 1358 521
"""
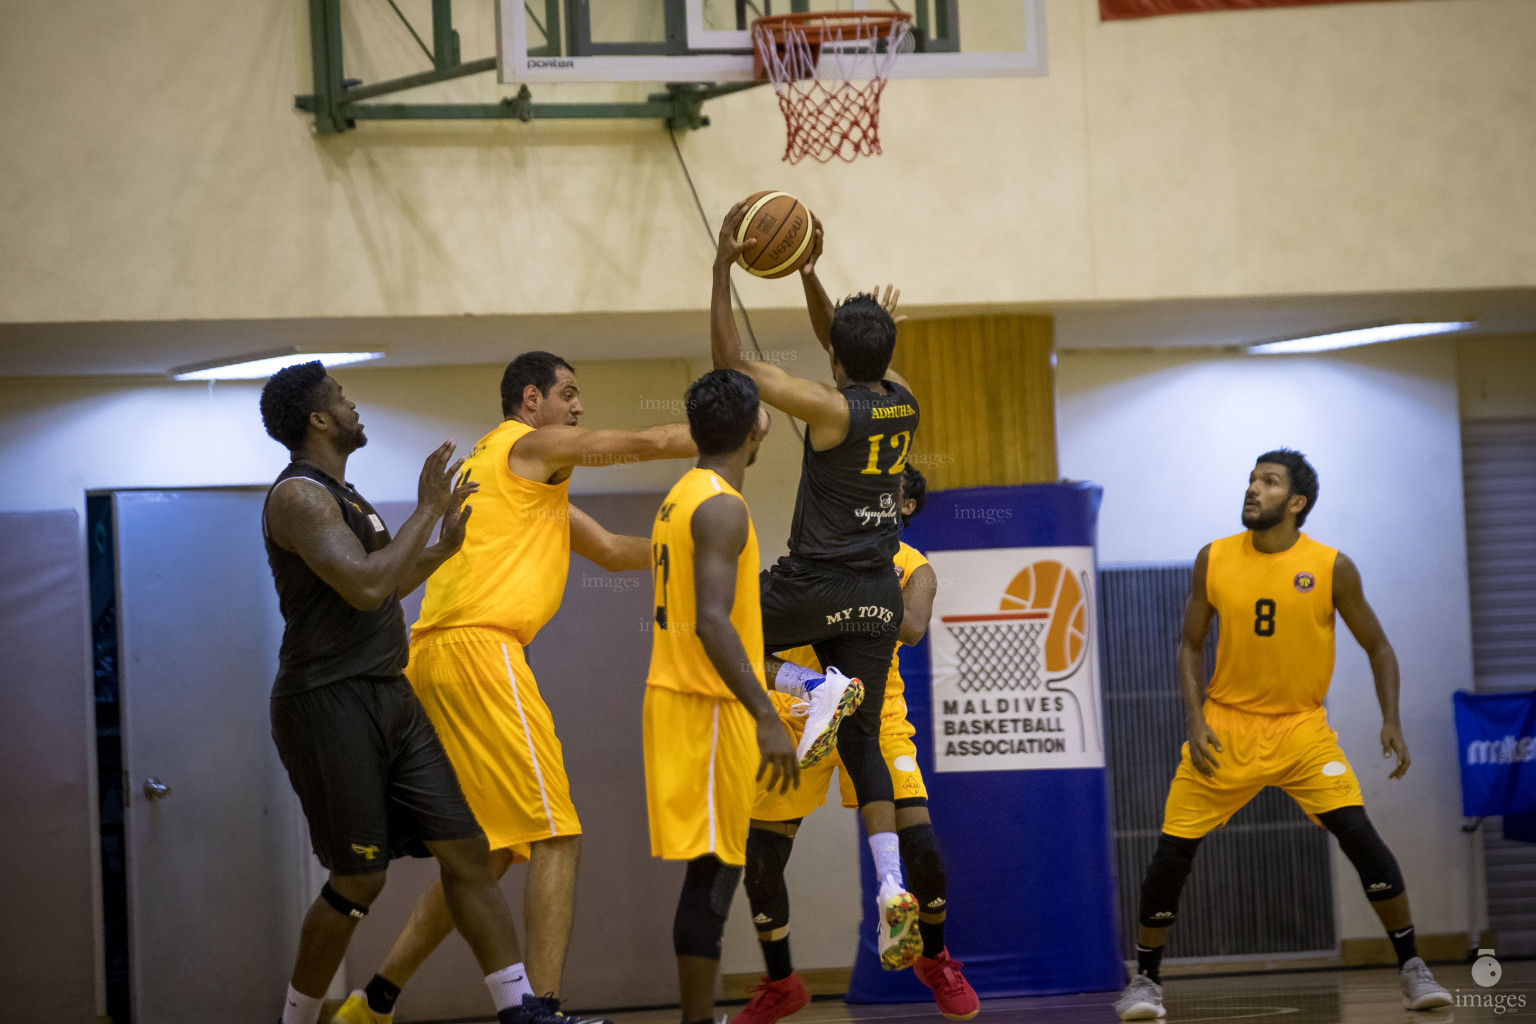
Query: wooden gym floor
588 958 1536 1024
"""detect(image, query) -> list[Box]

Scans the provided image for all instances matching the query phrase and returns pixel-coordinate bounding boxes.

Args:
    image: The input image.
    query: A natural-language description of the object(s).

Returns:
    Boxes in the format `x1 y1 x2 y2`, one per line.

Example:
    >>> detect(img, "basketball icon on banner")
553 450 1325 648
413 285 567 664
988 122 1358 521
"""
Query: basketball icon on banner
940 560 1088 697
928 547 1104 773
1003 560 1088 673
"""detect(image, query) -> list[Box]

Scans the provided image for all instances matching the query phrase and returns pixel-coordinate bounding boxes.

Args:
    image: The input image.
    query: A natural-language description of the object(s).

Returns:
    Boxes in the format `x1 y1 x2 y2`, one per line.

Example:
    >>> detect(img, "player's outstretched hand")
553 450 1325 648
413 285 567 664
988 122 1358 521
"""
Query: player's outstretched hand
417 442 463 516
1187 715 1222 776
799 217 824 278
755 713 800 795
716 200 755 269
873 284 907 326
1381 723 1410 779
435 468 478 556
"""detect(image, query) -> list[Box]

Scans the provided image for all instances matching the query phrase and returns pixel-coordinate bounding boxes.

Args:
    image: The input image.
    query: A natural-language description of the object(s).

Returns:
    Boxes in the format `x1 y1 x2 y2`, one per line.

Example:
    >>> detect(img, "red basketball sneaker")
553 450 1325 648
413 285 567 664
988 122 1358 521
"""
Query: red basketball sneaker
733 971 811 1024
914 950 980 1020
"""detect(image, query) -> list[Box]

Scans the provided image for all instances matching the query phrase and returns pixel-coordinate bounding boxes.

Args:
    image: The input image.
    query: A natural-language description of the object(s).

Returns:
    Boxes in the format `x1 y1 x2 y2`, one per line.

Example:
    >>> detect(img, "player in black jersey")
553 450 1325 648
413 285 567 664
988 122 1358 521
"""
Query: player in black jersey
711 203 924 973
259 362 606 1024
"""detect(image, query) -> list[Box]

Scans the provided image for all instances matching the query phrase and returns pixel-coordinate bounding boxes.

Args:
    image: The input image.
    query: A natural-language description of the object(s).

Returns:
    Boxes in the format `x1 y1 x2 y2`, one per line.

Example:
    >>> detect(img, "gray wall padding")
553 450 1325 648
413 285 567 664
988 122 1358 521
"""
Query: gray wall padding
0 511 98 1023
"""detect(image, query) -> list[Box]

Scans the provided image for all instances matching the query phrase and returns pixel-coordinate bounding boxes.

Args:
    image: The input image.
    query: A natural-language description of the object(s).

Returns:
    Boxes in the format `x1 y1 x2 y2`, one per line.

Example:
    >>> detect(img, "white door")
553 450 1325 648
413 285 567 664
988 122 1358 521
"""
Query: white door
114 489 307 1024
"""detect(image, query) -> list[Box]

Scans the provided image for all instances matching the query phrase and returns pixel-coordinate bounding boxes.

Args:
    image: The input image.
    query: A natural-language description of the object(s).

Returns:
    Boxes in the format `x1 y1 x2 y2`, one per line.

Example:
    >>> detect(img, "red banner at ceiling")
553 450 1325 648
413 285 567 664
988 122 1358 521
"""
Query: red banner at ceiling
1101 0 1402 20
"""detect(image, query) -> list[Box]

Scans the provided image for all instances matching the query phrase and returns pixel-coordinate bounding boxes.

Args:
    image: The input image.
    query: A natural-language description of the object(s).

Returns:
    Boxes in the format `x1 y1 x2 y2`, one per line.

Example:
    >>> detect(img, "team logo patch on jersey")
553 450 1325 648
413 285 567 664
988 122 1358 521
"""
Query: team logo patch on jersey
1293 571 1316 593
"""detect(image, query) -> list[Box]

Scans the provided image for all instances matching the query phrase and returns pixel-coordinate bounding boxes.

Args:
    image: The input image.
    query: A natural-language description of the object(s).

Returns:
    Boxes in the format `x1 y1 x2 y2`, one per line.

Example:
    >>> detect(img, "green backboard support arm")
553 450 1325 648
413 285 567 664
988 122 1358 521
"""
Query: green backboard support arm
295 0 761 134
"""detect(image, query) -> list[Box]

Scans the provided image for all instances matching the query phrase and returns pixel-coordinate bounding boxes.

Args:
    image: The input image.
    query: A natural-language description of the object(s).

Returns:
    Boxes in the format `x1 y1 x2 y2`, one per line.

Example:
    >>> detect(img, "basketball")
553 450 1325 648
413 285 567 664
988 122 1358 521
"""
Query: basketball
1001 560 1087 674
735 190 816 279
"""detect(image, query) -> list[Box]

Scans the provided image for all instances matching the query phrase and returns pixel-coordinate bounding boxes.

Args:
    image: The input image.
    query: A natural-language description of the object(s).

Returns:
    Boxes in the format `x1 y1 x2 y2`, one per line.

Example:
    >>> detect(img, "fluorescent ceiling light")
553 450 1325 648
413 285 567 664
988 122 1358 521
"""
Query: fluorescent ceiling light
1247 321 1475 355
169 347 385 381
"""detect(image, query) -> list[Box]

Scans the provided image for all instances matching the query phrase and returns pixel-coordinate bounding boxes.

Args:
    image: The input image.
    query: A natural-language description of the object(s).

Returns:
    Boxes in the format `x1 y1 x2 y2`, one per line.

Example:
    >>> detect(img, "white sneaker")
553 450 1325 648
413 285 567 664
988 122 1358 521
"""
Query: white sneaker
790 666 863 768
876 876 921 971
1400 957 1453 1010
1114 972 1165 1020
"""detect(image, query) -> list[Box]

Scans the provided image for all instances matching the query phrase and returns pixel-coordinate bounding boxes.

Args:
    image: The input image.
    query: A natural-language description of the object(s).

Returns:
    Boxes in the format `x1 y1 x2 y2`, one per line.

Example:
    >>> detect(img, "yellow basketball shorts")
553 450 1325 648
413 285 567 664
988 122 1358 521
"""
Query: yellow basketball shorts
644 686 760 866
406 627 581 860
1162 700 1363 839
752 688 928 822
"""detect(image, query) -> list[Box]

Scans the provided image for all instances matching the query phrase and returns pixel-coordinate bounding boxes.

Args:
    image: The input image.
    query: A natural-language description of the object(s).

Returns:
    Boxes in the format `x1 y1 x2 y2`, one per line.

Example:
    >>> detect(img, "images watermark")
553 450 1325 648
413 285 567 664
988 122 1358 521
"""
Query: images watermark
954 506 1014 524
1456 949 1527 1015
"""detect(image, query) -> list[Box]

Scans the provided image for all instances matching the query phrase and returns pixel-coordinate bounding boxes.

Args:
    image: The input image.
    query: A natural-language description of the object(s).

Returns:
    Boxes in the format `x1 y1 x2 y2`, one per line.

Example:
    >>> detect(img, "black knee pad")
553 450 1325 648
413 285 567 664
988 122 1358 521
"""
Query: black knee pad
744 827 795 933
320 881 370 919
674 856 742 959
898 823 948 914
1319 806 1405 902
1138 833 1202 929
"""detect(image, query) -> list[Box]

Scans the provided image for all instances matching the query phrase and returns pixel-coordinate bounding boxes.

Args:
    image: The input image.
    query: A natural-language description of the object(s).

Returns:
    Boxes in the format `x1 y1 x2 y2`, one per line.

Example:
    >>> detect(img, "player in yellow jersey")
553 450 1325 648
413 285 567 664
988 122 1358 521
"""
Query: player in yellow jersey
335 352 696 1024
1114 450 1452 1021
643 369 799 1024
734 466 979 1023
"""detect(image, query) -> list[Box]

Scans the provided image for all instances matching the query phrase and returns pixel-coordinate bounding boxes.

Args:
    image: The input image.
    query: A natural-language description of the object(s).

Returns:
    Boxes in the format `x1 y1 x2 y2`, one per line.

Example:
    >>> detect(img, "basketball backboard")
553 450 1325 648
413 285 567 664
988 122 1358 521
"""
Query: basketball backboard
497 1 1045 84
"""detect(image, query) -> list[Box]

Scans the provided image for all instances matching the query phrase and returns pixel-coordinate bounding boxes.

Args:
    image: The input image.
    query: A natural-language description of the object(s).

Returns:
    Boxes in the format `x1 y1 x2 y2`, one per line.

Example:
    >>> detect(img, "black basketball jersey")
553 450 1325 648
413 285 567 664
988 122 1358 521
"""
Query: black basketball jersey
787 379 919 572
264 461 407 697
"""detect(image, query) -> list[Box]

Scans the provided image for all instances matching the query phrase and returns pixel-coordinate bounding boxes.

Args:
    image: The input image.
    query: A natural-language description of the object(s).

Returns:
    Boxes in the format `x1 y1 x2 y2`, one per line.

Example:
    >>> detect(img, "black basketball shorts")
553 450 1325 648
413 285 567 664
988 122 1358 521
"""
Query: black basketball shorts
271 676 483 875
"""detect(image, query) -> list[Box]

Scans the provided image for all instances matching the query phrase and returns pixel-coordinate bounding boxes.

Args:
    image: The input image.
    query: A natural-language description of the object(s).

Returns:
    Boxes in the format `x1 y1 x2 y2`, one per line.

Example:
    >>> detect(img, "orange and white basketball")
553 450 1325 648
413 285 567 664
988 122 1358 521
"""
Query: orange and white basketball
1001 560 1087 674
735 190 815 279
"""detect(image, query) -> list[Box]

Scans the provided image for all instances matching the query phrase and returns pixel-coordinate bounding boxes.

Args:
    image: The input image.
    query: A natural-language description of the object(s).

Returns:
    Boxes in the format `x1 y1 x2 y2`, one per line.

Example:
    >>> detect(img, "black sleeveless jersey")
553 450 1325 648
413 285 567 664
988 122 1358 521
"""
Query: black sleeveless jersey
263 461 408 697
787 379 919 572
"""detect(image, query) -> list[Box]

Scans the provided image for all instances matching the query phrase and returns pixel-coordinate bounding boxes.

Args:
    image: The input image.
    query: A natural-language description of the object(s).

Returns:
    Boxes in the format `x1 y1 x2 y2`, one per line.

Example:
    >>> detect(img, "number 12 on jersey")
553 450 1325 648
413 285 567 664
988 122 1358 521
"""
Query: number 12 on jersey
861 431 912 475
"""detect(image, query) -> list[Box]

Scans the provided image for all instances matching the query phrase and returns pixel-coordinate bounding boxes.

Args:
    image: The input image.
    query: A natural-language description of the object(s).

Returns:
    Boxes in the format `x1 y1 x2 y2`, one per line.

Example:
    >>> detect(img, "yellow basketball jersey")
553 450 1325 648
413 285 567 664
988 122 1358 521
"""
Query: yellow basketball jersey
645 468 766 701
1205 531 1339 715
414 420 570 645
778 541 929 695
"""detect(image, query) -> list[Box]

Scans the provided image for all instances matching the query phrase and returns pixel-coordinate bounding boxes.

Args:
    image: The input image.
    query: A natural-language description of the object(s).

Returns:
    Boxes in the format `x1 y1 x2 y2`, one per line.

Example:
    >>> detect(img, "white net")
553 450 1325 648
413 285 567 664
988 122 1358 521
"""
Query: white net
944 619 1047 694
752 13 912 164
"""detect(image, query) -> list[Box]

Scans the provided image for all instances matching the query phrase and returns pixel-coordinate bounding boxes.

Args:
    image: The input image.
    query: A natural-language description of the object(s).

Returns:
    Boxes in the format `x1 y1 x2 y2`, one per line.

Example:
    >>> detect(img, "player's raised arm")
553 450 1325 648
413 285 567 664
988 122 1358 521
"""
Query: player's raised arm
1178 543 1222 775
514 422 697 477
267 441 474 609
798 220 835 355
712 202 849 433
1333 552 1409 778
568 503 650 572
897 562 937 646
691 492 799 795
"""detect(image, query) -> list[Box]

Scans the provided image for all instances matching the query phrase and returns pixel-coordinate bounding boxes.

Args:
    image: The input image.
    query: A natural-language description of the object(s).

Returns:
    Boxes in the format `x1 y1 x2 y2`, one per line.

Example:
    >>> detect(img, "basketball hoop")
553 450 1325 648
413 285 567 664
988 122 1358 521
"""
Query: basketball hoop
752 11 913 164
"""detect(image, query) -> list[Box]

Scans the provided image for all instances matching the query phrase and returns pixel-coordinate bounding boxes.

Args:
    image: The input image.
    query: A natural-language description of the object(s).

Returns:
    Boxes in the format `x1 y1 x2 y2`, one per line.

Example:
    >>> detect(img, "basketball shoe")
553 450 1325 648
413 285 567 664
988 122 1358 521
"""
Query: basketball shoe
1399 957 1452 1010
506 993 612 1024
876 878 921 970
914 950 979 1020
331 990 390 1024
732 972 810 1024
791 666 862 768
1114 972 1165 1020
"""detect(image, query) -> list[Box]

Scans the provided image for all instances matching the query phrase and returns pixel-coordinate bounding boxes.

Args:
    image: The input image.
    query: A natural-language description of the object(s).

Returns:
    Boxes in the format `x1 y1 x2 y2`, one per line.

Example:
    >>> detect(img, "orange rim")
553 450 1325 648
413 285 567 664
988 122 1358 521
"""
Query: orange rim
752 10 912 46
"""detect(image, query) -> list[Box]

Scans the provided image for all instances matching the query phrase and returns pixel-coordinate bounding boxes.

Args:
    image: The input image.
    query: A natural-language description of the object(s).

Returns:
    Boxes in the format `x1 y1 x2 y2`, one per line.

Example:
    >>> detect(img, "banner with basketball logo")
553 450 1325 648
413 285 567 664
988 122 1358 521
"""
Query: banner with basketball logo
928 546 1103 772
847 482 1124 1003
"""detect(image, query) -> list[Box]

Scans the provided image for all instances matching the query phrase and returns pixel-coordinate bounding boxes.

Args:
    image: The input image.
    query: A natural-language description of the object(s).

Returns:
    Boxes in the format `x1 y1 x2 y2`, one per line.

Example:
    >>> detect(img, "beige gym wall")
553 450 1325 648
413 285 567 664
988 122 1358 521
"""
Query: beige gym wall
2 0 1534 325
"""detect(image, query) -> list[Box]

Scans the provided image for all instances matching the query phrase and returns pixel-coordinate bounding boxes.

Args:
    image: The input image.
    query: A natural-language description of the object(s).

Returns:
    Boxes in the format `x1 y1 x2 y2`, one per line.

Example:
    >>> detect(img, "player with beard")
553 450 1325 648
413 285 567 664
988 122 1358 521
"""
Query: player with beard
335 351 696 1024
260 362 546 1024
1114 449 1453 1020
711 205 921 971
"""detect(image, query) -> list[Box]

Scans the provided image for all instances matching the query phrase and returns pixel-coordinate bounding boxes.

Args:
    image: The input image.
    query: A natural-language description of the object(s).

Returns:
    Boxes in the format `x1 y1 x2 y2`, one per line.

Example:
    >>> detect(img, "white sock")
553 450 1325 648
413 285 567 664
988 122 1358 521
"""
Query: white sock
868 832 902 890
281 984 323 1024
485 962 535 1012
774 662 823 699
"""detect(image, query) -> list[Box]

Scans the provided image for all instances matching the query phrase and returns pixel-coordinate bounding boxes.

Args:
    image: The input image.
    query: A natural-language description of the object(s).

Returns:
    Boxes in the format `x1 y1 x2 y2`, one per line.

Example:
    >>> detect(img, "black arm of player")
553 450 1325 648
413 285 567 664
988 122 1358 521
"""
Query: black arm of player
1334 552 1410 779
691 494 799 794
1178 543 1223 776
267 442 474 610
398 471 477 597
897 562 938 646
711 202 850 435
798 221 835 355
